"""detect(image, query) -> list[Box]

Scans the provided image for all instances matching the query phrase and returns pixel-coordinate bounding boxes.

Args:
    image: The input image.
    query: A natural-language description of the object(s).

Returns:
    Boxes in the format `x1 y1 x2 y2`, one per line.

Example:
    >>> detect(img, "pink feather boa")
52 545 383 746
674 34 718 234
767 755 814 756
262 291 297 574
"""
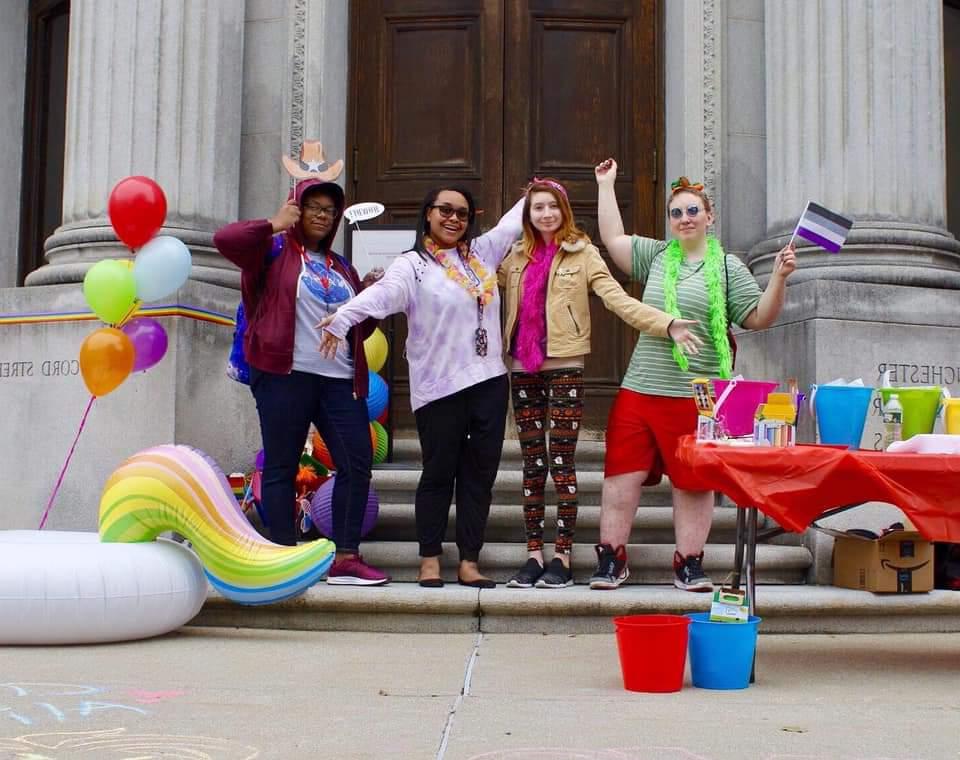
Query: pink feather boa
513 240 558 373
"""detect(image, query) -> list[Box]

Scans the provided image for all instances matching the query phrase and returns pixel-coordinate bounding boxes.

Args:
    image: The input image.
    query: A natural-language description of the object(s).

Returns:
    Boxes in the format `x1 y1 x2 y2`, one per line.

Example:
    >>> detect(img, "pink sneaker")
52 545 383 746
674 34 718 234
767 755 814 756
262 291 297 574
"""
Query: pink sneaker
326 555 390 586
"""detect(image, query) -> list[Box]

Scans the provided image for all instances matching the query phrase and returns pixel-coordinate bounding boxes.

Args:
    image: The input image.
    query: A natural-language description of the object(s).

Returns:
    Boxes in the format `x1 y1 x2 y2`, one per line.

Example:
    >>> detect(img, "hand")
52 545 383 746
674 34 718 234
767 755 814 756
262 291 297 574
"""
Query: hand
668 318 703 356
315 315 344 359
595 158 618 186
270 200 300 233
362 267 384 288
773 242 797 280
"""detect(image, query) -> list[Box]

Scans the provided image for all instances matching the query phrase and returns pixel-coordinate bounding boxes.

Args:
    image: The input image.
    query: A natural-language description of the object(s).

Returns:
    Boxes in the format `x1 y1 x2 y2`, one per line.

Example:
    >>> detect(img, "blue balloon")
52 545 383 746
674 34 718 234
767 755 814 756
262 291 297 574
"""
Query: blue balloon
367 371 388 421
133 235 192 302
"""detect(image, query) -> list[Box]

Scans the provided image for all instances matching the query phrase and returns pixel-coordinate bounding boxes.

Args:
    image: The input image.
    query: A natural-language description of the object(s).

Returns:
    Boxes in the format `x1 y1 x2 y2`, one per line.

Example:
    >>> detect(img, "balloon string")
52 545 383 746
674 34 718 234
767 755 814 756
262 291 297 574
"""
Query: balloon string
38 395 96 530
116 299 141 329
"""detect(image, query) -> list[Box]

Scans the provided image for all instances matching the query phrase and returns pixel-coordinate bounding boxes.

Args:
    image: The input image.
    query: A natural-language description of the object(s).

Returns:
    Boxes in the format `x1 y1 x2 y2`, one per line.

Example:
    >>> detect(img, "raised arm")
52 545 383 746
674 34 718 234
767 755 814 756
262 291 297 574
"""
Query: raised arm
472 197 525 268
594 159 634 277
741 243 797 329
213 200 300 272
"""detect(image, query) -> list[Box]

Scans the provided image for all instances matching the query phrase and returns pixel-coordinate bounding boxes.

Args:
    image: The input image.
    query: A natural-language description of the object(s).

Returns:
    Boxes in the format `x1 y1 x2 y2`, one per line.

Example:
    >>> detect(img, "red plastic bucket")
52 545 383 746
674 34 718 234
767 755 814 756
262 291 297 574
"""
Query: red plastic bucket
613 614 690 692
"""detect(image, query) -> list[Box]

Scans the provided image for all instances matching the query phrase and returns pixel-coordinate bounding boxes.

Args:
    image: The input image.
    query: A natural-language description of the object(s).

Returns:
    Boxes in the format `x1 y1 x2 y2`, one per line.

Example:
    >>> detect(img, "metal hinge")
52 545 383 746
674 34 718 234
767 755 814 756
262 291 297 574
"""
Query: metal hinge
652 148 658 184
352 146 359 187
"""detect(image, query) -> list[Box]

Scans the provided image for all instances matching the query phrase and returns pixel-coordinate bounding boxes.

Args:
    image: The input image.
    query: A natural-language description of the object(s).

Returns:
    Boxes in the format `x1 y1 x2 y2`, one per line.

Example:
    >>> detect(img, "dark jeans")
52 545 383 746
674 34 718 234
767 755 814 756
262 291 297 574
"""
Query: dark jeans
414 374 509 563
251 368 372 549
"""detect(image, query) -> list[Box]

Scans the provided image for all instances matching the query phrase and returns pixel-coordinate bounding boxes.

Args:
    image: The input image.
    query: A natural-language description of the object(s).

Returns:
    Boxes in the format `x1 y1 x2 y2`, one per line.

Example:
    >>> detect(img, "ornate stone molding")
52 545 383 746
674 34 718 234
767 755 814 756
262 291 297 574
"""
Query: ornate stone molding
283 1 349 193
701 0 721 241
666 0 722 240
284 0 308 161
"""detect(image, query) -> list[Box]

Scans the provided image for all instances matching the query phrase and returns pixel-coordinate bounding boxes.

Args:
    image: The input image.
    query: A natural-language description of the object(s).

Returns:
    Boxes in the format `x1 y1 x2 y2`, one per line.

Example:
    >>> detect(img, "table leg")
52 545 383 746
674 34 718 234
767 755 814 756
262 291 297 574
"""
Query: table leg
746 506 759 684
731 505 747 590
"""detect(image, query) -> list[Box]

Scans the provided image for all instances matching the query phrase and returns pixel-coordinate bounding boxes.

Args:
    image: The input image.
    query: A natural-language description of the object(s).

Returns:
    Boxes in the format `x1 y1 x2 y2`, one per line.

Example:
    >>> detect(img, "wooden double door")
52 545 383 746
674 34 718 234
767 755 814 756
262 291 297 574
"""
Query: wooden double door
348 0 661 434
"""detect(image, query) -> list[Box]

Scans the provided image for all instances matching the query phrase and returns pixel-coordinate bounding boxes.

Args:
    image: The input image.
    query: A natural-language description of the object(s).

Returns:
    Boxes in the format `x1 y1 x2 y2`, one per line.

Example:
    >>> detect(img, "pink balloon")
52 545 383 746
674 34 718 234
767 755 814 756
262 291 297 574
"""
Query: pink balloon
121 317 168 372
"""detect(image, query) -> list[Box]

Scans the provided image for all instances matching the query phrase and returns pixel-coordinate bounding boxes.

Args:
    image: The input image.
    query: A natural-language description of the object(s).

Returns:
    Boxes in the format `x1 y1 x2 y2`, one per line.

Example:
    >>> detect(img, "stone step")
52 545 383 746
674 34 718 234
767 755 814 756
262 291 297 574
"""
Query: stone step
343 541 812 585
388 438 607 469
367 503 800 546
192 584 960 635
370 467 674 507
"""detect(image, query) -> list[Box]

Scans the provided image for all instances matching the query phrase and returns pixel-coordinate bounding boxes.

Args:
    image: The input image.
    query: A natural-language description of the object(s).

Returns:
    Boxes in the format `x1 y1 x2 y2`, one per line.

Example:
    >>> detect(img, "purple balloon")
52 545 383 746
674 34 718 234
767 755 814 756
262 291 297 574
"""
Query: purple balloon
308 477 379 539
121 317 168 372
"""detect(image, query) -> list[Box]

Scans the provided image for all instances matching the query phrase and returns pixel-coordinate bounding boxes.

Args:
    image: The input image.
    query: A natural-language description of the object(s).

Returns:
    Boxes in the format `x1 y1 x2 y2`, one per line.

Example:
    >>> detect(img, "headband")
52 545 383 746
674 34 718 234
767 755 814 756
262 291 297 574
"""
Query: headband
527 176 568 199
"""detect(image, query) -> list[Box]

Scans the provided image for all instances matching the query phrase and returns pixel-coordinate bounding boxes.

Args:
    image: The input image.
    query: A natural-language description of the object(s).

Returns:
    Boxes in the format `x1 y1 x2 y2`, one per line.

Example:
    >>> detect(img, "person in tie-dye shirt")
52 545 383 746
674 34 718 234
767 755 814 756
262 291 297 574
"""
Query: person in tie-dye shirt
320 187 523 588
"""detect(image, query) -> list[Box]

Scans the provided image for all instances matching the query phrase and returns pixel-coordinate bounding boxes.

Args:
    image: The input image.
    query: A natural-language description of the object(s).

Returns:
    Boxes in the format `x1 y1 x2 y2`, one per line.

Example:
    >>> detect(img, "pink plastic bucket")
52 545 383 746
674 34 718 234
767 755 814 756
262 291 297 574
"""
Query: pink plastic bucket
711 380 779 437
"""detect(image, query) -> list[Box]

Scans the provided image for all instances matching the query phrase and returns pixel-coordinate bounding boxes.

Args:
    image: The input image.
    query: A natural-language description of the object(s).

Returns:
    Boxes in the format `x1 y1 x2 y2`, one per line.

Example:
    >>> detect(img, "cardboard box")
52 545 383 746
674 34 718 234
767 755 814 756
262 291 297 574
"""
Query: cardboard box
823 527 933 593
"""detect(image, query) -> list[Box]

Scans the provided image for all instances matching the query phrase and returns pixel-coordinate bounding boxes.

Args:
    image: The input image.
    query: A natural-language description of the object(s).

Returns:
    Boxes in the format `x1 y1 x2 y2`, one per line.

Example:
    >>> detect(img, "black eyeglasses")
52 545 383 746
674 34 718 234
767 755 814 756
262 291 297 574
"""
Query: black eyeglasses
669 205 702 220
430 204 470 222
303 204 339 218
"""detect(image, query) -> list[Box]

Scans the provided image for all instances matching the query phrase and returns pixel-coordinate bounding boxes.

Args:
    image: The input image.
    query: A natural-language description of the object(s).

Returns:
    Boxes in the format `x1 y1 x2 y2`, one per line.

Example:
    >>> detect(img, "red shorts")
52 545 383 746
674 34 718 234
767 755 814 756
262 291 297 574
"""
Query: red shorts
604 389 702 489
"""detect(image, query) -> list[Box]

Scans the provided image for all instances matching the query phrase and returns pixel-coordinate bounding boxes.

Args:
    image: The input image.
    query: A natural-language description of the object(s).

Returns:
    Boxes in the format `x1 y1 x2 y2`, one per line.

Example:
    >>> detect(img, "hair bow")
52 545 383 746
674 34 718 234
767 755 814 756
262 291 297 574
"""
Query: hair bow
670 176 705 194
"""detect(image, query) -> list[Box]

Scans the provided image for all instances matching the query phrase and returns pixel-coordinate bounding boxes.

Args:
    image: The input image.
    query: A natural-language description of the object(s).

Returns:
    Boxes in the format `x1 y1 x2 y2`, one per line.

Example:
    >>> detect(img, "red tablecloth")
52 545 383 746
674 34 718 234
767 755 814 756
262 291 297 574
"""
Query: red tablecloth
676 436 960 542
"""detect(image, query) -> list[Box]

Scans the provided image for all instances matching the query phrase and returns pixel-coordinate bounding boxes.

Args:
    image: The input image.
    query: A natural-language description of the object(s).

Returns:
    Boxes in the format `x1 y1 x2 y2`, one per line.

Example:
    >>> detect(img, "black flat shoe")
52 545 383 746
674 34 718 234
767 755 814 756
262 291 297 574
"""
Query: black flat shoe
418 577 444 588
457 576 496 589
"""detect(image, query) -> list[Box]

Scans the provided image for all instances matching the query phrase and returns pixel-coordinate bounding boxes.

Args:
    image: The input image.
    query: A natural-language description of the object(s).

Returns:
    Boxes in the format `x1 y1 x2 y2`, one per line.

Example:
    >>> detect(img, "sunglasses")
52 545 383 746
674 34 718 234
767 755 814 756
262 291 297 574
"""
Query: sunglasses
303 204 339 218
669 204 702 220
430 204 470 222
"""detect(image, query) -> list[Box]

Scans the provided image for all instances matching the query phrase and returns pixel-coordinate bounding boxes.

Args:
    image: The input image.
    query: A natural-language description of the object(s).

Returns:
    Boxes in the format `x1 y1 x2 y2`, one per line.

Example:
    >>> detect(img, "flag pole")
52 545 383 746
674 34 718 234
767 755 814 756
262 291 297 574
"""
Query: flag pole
787 201 809 248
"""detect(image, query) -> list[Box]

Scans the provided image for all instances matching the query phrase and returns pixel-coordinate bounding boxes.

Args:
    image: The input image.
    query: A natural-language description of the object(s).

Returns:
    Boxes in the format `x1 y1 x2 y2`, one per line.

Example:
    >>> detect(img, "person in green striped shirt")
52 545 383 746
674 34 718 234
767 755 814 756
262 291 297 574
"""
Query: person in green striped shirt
588 159 797 592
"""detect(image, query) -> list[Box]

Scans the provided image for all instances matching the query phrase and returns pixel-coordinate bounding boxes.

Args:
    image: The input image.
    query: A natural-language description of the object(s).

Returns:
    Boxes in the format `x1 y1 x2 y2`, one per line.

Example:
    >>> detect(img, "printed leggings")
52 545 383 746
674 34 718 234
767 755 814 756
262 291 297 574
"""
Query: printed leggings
510 368 584 555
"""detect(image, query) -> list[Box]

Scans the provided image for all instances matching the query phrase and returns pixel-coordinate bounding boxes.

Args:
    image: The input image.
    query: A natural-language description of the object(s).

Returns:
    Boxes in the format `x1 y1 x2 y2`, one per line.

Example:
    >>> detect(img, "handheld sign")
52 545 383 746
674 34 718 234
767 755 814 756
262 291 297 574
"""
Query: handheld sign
344 202 385 224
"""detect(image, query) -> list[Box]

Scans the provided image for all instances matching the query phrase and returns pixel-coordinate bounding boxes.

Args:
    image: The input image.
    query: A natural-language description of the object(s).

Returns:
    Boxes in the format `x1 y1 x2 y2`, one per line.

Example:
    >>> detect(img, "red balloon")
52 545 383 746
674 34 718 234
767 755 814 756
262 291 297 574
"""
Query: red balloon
108 176 167 249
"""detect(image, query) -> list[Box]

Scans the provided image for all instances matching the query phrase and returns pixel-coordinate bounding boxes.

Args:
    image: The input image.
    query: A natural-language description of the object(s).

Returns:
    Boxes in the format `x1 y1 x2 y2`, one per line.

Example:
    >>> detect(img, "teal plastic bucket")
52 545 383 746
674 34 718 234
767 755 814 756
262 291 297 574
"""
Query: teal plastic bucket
686 612 761 690
811 385 874 449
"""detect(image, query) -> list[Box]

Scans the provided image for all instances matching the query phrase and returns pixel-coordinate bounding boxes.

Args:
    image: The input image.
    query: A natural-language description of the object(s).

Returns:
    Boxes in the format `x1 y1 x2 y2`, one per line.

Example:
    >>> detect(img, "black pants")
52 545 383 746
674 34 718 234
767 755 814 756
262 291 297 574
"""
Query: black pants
251 368 372 549
414 374 509 563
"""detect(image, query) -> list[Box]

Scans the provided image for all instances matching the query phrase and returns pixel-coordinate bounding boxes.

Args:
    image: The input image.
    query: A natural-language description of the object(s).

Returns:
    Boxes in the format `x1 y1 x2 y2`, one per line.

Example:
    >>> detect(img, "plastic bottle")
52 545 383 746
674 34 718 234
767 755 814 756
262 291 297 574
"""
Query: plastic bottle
882 393 903 450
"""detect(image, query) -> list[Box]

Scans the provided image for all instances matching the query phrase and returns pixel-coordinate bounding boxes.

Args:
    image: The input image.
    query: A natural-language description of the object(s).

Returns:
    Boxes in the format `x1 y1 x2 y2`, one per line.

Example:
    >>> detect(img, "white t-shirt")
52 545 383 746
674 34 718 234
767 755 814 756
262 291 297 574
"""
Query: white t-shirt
292 251 356 378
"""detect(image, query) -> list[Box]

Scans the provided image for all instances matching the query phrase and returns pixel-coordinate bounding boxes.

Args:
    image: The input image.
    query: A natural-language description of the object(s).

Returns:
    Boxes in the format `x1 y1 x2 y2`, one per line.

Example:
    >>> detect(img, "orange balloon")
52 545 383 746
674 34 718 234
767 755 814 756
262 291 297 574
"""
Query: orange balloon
79 327 135 396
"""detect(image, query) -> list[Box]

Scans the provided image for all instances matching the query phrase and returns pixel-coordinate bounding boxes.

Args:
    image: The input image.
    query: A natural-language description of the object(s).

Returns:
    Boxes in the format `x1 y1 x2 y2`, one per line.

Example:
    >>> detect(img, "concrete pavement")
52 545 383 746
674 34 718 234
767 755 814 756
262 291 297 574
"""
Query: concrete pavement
1 628 958 760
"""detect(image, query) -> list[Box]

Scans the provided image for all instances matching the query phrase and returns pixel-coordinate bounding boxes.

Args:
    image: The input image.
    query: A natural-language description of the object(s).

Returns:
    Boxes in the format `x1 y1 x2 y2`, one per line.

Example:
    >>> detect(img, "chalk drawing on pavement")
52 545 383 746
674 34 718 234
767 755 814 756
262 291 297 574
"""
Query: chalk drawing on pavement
0 728 260 759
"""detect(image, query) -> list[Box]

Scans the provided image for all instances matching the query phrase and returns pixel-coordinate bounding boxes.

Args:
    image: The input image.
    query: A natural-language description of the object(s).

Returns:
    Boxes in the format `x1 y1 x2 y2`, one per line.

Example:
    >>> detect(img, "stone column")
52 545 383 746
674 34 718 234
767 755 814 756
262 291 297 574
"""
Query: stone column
748 0 960 287
26 0 245 287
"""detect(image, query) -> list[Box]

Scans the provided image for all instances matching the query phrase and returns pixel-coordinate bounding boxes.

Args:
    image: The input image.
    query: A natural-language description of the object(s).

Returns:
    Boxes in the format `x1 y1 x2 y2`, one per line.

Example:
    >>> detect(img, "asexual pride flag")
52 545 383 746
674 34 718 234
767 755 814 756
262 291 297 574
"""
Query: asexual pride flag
793 202 853 253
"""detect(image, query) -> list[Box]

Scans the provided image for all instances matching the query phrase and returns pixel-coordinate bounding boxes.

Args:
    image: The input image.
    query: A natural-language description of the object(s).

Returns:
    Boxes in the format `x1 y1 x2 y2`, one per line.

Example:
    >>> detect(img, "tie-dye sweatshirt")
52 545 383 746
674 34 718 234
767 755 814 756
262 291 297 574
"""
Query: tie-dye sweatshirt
325 199 523 410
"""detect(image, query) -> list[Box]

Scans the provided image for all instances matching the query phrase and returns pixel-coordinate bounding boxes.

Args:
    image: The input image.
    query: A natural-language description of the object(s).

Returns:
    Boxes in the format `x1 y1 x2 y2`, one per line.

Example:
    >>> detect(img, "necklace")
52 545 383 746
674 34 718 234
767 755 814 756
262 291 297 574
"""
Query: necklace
424 237 495 356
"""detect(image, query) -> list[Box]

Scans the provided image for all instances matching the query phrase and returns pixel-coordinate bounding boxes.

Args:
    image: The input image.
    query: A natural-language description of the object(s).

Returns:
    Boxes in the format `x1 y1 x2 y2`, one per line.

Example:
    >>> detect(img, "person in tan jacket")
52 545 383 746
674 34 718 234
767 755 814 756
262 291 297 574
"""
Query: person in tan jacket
498 177 701 589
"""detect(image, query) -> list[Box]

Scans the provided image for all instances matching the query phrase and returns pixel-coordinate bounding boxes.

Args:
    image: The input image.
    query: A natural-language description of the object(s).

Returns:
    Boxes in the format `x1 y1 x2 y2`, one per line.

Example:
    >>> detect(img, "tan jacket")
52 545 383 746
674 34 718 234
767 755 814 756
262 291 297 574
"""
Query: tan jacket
498 238 673 358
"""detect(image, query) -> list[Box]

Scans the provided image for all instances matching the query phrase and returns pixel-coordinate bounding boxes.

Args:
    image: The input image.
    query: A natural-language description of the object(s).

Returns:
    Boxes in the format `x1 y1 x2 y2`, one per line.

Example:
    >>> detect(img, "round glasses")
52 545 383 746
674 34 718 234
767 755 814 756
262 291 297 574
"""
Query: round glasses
669 205 702 220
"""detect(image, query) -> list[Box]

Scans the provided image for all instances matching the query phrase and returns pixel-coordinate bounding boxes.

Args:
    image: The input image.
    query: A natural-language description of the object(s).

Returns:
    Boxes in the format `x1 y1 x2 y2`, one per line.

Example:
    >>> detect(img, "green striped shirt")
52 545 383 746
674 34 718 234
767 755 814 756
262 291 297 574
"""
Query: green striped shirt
623 236 762 397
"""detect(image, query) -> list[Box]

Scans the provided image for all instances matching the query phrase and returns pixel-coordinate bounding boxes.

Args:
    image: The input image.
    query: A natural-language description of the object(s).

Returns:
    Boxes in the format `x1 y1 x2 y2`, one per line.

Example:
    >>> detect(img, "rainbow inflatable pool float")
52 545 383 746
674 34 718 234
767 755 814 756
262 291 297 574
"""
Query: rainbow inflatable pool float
99 445 335 605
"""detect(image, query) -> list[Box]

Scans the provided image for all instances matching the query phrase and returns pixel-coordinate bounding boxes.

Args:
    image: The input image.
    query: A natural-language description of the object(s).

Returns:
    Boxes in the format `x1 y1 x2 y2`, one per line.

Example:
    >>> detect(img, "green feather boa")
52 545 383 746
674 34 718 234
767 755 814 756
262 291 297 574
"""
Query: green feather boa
661 235 733 379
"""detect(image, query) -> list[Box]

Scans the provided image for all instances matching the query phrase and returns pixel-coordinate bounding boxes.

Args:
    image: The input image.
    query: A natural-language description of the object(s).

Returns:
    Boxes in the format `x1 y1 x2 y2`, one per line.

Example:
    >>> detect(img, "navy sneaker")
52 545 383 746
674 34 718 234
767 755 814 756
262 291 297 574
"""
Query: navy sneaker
506 558 544 588
673 550 713 592
536 557 574 588
589 544 629 590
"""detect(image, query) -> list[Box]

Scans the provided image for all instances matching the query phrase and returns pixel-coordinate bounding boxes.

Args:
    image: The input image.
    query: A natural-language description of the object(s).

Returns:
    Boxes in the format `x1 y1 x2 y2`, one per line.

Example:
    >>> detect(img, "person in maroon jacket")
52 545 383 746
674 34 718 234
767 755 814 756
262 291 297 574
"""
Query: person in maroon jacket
214 178 389 585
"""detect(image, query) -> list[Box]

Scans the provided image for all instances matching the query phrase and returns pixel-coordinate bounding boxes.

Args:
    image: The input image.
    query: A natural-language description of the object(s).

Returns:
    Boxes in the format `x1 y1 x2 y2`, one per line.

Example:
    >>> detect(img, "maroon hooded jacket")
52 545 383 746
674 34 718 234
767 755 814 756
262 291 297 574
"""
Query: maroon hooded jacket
213 178 377 399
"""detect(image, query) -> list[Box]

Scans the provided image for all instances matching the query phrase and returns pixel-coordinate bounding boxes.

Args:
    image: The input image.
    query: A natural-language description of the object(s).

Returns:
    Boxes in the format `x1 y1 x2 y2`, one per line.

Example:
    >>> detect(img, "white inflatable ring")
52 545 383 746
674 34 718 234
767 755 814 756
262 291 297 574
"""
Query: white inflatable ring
0 531 207 645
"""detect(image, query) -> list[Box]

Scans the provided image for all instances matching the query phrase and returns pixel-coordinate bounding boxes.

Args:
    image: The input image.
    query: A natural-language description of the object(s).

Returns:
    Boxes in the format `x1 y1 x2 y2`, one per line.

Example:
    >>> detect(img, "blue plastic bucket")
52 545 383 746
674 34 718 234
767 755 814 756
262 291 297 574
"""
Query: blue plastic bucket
811 385 874 449
686 612 761 690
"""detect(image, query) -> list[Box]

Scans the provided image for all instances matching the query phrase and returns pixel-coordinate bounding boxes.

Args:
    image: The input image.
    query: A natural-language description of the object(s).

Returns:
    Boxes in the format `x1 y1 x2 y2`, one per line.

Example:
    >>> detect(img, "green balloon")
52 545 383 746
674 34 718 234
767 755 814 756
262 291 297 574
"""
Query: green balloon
83 259 138 325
